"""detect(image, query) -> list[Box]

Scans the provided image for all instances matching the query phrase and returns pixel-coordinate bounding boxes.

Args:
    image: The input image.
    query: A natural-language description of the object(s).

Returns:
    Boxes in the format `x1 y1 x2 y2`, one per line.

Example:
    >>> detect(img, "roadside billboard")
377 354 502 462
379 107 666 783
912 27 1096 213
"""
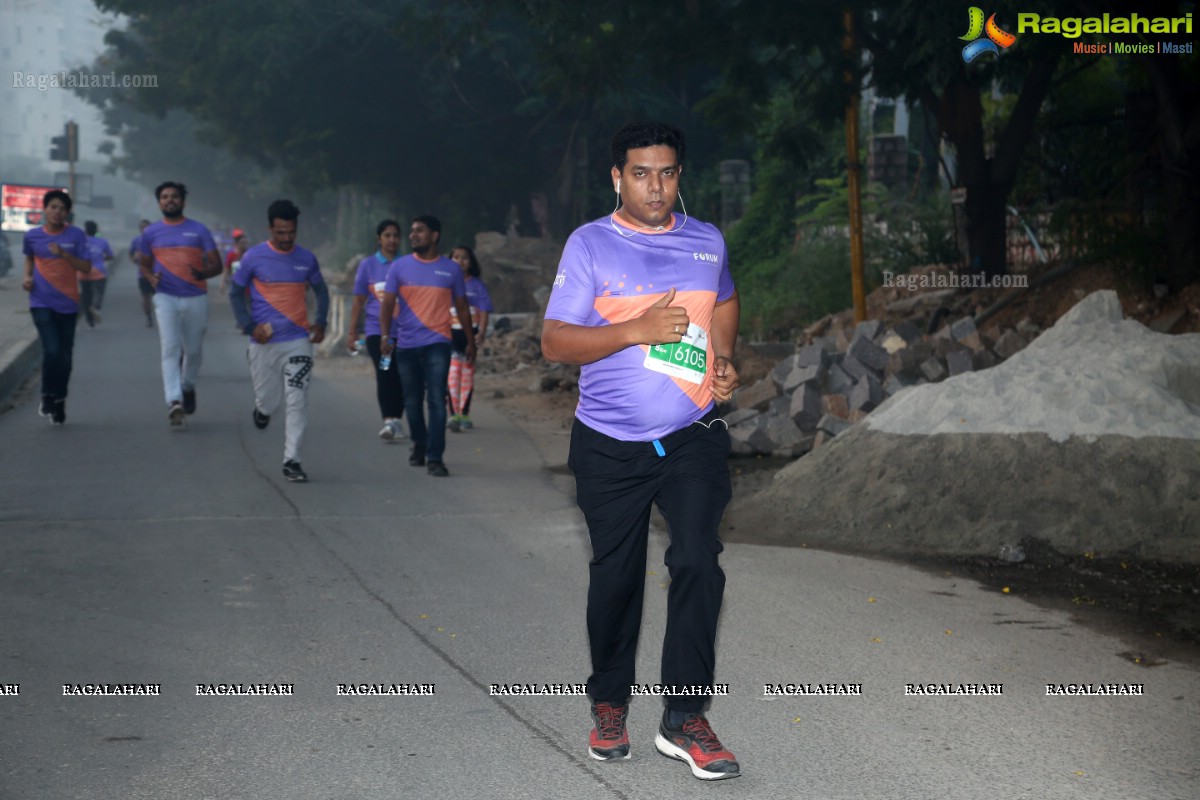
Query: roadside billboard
1 183 69 233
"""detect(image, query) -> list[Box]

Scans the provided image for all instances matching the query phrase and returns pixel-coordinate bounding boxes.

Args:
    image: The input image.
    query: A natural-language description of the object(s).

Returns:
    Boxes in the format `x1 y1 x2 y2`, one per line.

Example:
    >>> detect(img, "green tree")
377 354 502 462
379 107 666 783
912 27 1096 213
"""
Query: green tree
702 0 1196 285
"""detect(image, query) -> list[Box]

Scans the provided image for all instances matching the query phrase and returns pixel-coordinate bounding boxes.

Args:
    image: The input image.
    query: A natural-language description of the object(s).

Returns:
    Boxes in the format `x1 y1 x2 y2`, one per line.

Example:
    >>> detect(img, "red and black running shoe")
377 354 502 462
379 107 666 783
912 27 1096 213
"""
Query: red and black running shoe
655 712 741 780
588 702 630 761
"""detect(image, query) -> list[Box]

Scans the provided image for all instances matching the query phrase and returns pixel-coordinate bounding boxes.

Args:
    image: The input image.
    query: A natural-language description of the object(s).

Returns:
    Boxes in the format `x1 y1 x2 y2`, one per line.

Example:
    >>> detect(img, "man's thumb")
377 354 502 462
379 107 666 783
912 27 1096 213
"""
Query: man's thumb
654 287 677 307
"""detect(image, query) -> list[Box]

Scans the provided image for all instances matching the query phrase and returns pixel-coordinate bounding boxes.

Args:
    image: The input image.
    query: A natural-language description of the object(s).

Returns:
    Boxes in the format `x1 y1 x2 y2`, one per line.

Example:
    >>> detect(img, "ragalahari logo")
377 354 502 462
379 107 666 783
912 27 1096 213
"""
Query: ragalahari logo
960 7 1017 62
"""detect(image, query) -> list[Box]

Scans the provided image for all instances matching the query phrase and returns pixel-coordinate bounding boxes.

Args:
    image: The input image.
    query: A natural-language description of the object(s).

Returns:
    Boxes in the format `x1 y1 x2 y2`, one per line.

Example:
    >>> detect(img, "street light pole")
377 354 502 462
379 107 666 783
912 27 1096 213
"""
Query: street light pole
843 9 867 323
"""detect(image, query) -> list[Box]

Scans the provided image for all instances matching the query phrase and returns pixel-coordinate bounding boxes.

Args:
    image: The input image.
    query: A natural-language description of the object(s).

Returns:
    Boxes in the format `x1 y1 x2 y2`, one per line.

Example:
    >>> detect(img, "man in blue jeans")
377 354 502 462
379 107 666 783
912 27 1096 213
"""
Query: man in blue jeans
378 215 475 477
22 190 93 424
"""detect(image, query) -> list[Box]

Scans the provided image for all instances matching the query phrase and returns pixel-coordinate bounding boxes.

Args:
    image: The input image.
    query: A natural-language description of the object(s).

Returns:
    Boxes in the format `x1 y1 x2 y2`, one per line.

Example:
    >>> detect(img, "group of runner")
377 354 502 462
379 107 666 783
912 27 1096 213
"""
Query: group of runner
345 217 493 476
22 183 490 483
24 119 743 781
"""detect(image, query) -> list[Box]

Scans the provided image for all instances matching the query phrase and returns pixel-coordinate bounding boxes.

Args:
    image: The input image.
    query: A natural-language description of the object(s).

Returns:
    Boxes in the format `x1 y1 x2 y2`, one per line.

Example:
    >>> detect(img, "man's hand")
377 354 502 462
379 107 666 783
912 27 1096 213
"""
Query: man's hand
252 322 273 344
48 243 63 256
22 276 33 292
380 337 394 356
309 324 326 344
465 341 477 363
635 287 690 345
711 356 739 404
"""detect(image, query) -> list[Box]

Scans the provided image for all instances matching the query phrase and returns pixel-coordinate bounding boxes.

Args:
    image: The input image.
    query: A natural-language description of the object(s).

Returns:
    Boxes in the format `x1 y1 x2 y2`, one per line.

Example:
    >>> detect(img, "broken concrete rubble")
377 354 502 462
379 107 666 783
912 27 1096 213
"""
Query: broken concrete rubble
726 292 1047 455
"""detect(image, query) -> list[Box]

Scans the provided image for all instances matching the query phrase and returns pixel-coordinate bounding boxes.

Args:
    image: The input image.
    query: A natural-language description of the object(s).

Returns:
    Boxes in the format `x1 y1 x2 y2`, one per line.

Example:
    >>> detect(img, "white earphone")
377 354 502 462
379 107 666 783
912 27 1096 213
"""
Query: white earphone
615 179 621 193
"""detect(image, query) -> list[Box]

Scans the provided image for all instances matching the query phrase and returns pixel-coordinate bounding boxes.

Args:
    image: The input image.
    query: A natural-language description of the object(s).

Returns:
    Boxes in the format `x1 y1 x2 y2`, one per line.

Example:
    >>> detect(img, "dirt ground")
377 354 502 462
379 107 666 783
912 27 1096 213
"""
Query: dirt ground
481 366 1200 669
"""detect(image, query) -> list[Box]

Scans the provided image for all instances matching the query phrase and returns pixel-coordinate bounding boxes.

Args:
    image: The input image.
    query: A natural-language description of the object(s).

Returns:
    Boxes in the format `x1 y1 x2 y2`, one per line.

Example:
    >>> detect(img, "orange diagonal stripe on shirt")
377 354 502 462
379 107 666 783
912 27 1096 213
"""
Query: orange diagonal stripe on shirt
253 279 309 330
593 289 718 409
35 256 80 302
153 246 207 290
400 285 452 338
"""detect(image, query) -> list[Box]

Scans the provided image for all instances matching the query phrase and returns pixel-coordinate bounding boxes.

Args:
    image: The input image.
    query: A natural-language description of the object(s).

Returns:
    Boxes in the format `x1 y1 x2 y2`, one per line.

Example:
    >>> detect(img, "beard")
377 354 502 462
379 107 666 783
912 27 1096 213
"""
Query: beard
162 206 183 220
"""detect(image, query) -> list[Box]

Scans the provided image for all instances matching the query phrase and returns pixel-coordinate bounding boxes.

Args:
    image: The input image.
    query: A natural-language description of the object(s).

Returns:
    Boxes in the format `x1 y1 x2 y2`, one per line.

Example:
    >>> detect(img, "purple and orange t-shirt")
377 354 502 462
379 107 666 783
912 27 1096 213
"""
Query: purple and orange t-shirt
383 254 467 348
232 241 325 344
138 218 217 298
353 252 401 338
451 276 494 330
544 213 735 441
83 235 114 281
23 224 88 314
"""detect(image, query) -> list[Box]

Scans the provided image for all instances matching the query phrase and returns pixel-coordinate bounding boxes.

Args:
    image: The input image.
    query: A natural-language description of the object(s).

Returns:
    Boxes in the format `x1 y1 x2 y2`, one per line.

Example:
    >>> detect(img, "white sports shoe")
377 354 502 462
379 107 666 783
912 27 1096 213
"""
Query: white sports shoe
378 419 405 442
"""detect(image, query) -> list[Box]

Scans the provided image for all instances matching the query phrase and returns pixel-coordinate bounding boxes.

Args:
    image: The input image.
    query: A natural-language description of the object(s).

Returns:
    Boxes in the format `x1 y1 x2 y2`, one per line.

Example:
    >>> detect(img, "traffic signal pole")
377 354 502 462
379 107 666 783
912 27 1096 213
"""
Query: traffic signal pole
50 121 79 201
67 122 77 201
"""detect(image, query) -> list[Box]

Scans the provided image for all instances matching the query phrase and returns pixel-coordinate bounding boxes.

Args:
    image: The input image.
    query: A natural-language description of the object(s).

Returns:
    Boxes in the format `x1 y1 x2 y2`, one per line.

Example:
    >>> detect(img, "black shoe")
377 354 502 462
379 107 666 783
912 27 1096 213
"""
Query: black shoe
146 315 154 328
182 388 196 415
252 407 270 429
588 702 631 761
39 395 53 419
408 445 426 467
427 460 448 477
51 399 66 426
282 460 308 482
655 712 741 781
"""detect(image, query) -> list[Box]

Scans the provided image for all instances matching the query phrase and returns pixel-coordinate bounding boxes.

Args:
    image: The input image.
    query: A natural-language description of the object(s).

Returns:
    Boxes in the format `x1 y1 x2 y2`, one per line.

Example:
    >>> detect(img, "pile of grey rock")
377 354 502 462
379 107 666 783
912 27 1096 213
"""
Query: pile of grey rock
727 314 1043 456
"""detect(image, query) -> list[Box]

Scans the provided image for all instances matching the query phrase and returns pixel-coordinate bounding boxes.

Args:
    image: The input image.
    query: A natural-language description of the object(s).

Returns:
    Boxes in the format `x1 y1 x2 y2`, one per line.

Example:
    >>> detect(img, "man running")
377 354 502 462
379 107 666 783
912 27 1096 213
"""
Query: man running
80 220 113 327
222 227 250 293
130 219 154 327
137 183 222 427
378 215 475 477
541 122 742 780
22 190 93 424
229 200 329 483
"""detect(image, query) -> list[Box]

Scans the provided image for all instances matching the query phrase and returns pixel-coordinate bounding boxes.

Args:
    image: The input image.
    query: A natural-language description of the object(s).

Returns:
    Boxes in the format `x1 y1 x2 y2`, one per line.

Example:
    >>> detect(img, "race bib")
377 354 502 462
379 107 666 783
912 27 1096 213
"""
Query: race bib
644 323 708 384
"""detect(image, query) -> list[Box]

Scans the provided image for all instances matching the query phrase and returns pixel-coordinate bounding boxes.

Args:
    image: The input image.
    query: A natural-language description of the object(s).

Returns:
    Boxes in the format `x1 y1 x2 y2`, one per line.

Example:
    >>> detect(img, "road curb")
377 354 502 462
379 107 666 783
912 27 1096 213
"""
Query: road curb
0 335 40 405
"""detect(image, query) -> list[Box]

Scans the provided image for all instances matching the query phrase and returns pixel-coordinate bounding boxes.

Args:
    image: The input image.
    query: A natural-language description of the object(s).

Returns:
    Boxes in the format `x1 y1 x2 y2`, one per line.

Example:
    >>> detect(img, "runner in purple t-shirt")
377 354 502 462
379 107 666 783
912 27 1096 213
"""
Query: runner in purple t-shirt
378 215 475 477
130 219 154 328
229 199 330 483
346 219 406 441
446 245 492 432
21 190 93 424
542 122 742 781
80 220 114 327
137 182 223 428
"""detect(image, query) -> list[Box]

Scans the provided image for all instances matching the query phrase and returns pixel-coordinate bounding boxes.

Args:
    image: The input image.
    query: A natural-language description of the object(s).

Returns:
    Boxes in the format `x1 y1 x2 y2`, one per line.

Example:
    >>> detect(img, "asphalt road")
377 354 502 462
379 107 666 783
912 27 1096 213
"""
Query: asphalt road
1 276 1197 800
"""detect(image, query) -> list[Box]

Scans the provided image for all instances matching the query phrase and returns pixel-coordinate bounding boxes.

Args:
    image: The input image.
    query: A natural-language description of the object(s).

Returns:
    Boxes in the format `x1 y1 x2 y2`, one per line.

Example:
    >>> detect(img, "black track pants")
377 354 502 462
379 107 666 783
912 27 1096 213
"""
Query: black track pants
569 410 732 713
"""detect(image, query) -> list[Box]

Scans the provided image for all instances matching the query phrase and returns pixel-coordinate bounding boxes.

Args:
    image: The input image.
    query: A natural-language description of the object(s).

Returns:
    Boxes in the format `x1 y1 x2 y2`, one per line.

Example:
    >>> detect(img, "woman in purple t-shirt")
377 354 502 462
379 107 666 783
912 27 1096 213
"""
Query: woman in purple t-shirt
347 220 406 441
447 245 492 432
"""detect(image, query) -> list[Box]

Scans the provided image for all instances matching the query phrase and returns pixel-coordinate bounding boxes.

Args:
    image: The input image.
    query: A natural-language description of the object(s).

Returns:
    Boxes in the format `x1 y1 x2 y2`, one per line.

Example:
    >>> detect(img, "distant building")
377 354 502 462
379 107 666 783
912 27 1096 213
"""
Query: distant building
0 0 114 172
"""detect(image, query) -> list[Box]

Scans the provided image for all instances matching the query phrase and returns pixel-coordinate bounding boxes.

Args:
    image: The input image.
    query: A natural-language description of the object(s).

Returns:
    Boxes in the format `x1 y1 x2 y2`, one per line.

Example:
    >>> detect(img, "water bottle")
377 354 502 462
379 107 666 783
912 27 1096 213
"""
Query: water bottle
378 340 392 371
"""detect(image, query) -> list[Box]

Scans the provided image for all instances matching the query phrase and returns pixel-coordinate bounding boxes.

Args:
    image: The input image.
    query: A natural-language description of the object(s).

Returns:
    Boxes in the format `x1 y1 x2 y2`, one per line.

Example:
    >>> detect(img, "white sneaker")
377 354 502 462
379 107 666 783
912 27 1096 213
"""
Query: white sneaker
378 419 406 442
